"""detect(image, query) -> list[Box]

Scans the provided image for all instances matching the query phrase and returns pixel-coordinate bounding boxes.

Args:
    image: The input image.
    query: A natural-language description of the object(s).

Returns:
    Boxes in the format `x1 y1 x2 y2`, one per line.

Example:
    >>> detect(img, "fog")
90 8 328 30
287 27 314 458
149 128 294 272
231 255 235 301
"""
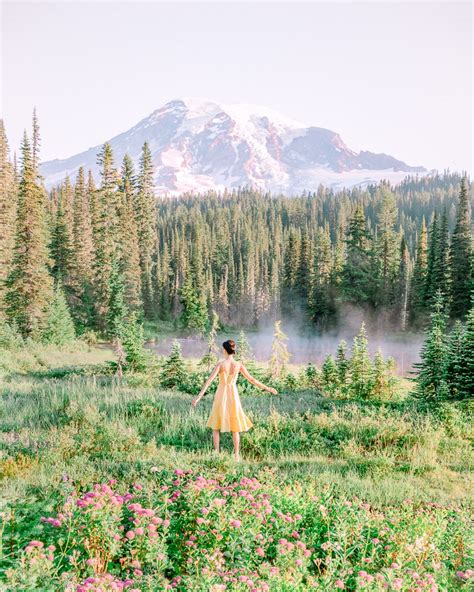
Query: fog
148 306 424 377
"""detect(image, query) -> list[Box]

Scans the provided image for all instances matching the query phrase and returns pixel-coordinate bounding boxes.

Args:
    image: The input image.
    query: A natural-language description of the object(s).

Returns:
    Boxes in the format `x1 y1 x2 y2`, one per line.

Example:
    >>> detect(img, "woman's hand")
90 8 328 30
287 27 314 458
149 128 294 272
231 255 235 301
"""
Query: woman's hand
191 396 201 407
268 387 278 395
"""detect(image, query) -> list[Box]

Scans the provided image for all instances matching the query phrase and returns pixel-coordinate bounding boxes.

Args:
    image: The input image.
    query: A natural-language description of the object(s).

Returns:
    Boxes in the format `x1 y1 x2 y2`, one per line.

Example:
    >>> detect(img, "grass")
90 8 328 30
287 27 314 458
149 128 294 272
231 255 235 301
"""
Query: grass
0 344 472 590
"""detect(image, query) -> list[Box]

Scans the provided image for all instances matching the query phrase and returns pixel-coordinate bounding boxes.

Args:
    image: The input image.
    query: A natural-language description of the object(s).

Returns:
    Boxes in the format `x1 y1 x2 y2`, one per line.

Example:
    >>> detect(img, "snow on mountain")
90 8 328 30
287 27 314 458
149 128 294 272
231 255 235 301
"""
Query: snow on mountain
40 98 427 195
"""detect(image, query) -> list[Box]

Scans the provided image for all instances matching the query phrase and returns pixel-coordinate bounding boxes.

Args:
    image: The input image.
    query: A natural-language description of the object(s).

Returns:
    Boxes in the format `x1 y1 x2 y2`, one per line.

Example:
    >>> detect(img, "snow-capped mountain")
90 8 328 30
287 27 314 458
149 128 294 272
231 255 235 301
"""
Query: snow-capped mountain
41 98 427 195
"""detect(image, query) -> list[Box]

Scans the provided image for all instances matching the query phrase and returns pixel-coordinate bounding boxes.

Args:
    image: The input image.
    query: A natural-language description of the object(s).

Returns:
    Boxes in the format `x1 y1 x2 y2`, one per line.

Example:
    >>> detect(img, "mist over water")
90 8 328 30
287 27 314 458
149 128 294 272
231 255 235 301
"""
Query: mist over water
149 305 424 377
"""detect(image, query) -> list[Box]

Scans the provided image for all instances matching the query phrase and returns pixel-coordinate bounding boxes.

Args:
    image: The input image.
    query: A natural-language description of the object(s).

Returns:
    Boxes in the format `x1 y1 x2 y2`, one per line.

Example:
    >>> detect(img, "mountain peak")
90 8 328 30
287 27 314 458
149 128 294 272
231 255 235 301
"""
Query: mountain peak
41 99 427 194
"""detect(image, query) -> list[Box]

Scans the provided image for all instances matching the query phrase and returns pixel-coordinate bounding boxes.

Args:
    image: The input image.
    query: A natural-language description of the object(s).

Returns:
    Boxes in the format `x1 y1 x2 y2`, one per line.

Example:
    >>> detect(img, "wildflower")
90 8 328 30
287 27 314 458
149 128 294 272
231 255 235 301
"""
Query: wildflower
125 530 135 539
230 519 242 528
256 547 265 557
393 579 403 589
335 581 345 590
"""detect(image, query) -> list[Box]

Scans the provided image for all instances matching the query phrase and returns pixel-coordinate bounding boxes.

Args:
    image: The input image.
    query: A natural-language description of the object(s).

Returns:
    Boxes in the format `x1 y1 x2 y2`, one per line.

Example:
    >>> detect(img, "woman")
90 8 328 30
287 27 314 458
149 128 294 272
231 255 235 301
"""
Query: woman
191 339 277 461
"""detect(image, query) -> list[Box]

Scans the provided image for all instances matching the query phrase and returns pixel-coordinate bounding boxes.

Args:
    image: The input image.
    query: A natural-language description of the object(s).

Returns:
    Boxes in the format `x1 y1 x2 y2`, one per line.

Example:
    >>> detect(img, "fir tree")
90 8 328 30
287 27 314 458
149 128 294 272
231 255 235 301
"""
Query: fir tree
0 120 17 313
136 142 157 317
70 167 95 328
269 320 290 378
431 209 451 306
374 187 400 307
236 329 254 365
179 274 208 334
106 259 128 339
321 355 339 397
41 284 76 345
341 206 374 304
93 143 119 327
118 154 142 311
201 310 220 370
121 312 148 372
50 189 74 285
450 178 473 319
161 340 187 389
335 339 349 389
445 320 465 399
349 323 374 399
456 302 474 398
397 236 411 331
5 132 53 337
414 290 449 400
409 217 428 324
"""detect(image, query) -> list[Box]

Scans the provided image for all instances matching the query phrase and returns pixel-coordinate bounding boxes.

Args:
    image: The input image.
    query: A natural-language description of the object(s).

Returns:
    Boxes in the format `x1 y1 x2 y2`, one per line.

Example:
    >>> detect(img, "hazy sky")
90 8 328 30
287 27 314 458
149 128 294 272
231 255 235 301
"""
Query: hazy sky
1 0 473 172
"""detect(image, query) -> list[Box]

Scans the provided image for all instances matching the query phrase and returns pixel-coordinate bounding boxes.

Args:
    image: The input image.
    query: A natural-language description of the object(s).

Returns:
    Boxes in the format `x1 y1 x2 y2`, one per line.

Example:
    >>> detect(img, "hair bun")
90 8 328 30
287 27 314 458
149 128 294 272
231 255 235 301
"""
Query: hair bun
223 339 236 355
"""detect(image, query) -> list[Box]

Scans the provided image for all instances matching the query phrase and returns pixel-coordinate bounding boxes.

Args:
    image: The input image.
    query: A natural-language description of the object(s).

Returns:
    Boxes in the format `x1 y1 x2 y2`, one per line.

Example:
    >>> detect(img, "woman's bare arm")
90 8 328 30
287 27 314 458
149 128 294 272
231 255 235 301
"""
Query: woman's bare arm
191 363 221 407
240 364 277 394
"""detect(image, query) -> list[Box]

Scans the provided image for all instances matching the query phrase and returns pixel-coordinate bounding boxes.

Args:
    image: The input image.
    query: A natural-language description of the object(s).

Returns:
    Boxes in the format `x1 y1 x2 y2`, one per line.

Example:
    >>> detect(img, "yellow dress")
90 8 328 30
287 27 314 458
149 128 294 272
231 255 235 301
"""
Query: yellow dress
206 364 253 433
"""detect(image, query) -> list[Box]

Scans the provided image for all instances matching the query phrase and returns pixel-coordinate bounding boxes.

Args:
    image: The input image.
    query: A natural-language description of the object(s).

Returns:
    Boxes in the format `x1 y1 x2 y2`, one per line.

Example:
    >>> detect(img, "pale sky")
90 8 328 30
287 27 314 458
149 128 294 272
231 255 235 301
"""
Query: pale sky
1 0 473 172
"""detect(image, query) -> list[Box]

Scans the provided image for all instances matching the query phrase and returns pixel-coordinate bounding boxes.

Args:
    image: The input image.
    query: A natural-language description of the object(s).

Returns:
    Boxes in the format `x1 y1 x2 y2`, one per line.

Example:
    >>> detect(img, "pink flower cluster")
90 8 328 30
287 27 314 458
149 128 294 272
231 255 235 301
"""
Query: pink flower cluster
75 574 138 592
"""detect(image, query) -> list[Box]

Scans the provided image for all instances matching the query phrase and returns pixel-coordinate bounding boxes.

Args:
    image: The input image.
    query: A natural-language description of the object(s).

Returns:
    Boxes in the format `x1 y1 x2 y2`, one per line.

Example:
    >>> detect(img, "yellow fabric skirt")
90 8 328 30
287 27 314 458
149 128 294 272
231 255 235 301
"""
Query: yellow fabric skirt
206 383 253 433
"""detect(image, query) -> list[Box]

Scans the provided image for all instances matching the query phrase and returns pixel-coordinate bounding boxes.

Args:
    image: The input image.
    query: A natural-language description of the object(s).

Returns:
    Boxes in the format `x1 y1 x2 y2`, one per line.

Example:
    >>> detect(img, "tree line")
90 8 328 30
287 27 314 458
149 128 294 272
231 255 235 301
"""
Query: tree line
0 113 472 343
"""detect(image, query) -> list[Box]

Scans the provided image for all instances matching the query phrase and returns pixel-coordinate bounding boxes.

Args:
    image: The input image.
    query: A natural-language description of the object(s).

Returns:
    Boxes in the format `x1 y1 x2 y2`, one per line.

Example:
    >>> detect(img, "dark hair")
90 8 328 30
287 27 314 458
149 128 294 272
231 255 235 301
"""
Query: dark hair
222 339 236 355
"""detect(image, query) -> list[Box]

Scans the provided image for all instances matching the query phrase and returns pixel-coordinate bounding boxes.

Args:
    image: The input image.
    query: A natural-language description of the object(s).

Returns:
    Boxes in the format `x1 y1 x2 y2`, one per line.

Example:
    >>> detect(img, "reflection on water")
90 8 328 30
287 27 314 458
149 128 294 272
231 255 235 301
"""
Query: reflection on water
146 331 423 377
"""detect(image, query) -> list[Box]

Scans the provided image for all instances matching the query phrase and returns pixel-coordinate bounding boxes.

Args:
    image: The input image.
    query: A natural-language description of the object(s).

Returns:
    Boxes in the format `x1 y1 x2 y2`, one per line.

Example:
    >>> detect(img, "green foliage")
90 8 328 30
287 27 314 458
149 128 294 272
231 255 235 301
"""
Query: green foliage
41 284 76 345
341 206 374 304
450 177 473 319
5 131 53 337
179 275 208 335
120 312 148 372
106 259 128 339
200 310 220 370
414 290 449 400
0 317 23 350
160 340 187 389
269 320 290 378
236 329 254 364
349 323 374 399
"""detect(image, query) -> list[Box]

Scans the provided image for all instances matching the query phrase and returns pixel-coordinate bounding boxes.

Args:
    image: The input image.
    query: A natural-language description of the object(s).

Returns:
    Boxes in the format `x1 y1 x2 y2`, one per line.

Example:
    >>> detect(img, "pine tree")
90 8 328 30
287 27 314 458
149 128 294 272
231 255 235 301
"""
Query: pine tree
179 273 208 334
118 154 142 311
0 120 17 313
414 290 449 400
349 323 374 399
41 284 76 345
106 259 128 339
308 227 335 328
455 302 474 398
93 143 119 328
372 349 396 399
409 218 428 324
269 320 290 378
281 228 301 316
121 311 147 372
236 329 254 365
445 320 465 399
341 206 374 304
450 178 473 319
397 235 411 331
424 212 439 304
32 107 41 180
70 167 95 328
5 132 53 337
136 142 157 317
50 188 74 285
375 187 400 307
201 310 220 370
431 209 451 306
335 339 349 388
161 340 187 389
321 355 339 397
